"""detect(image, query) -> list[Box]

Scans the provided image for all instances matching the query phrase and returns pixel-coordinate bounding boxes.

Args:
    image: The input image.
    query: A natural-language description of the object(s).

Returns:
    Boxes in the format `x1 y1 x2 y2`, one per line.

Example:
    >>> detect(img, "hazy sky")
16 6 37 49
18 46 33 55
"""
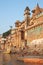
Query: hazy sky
0 0 43 34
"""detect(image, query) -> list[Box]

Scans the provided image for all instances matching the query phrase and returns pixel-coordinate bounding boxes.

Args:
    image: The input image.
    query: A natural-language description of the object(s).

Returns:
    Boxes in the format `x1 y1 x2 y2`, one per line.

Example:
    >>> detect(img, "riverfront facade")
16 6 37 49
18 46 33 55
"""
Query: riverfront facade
1 4 43 50
11 4 43 48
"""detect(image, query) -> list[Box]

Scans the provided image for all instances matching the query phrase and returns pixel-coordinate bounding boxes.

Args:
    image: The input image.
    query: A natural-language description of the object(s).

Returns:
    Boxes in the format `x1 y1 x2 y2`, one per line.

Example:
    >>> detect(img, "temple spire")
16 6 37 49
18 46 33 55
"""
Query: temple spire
37 3 39 8
32 3 42 17
24 6 30 16
24 6 30 11
24 6 30 26
24 6 30 20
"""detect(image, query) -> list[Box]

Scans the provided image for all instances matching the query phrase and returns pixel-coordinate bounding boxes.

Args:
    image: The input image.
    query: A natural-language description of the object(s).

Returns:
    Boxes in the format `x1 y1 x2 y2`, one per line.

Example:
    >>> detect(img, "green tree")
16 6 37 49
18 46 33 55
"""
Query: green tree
2 30 11 38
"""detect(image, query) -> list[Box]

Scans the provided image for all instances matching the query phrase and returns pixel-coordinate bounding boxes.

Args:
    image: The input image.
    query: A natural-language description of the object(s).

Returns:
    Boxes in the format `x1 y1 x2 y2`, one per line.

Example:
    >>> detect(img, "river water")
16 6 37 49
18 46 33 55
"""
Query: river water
0 53 26 65
0 53 43 65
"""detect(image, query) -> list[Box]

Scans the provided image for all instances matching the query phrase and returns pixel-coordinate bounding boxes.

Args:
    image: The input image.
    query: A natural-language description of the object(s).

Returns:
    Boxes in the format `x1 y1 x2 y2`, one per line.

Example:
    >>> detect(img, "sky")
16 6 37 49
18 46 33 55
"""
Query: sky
0 0 43 34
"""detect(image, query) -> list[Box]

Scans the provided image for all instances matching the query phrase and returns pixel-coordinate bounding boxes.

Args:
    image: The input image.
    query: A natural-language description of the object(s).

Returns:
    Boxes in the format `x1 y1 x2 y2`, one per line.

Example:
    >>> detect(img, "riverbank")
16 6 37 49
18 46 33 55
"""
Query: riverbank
17 56 43 65
0 52 43 65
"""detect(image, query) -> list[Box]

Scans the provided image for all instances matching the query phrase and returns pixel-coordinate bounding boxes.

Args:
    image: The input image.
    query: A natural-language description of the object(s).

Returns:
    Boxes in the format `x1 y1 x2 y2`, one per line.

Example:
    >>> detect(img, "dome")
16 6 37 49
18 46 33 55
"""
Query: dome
24 6 30 11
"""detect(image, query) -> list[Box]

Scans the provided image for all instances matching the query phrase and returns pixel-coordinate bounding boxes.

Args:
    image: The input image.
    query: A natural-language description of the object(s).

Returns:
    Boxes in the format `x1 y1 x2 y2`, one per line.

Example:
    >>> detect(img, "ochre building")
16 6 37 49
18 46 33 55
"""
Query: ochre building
10 4 43 48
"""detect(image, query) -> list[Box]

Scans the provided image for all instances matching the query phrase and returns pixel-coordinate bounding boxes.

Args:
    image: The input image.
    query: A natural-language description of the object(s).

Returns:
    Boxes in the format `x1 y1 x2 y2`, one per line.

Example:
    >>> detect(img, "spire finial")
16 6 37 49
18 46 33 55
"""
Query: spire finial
24 6 30 11
24 6 30 15
37 3 39 7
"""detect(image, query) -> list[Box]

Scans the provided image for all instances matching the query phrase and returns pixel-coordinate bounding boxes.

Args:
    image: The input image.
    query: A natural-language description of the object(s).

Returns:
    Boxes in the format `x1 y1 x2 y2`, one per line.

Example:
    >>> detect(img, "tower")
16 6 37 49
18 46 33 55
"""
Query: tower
32 3 42 17
24 7 30 43
24 6 30 26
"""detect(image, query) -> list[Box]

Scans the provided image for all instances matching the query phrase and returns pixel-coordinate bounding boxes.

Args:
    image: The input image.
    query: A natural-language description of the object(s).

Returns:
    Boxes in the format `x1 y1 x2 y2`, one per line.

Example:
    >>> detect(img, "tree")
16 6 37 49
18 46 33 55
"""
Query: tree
2 30 11 38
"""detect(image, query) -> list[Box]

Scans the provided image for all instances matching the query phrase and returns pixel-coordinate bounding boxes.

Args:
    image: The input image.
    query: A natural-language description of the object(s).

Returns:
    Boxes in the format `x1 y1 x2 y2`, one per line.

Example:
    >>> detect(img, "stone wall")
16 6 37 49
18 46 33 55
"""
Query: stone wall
27 23 43 45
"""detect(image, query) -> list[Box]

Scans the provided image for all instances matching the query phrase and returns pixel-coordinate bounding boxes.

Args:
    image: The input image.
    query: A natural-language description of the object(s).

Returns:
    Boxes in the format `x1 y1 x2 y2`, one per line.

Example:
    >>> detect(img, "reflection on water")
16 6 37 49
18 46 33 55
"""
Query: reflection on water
0 53 43 65
0 53 25 65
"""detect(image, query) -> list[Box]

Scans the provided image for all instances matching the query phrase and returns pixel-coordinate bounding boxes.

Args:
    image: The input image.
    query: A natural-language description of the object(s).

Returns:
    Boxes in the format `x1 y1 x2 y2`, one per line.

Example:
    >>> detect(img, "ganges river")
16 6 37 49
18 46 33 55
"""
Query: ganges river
0 53 43 65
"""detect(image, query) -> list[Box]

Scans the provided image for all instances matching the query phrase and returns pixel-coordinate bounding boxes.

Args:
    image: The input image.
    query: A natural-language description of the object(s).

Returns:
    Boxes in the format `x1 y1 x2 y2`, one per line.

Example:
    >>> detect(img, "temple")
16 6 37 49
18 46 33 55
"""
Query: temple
1 4 43 50
9 4 43 49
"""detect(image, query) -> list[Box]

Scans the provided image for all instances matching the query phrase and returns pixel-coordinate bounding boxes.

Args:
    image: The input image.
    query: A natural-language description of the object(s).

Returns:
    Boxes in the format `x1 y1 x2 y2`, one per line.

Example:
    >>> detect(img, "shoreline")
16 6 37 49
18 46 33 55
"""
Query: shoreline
17 56 43 64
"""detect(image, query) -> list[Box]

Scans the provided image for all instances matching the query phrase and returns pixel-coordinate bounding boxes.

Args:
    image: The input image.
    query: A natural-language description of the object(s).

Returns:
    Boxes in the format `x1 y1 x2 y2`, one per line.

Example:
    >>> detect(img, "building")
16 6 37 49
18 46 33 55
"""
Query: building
0 34 6 50
26 4 43 44
5 4 43 49
0 34 2 49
